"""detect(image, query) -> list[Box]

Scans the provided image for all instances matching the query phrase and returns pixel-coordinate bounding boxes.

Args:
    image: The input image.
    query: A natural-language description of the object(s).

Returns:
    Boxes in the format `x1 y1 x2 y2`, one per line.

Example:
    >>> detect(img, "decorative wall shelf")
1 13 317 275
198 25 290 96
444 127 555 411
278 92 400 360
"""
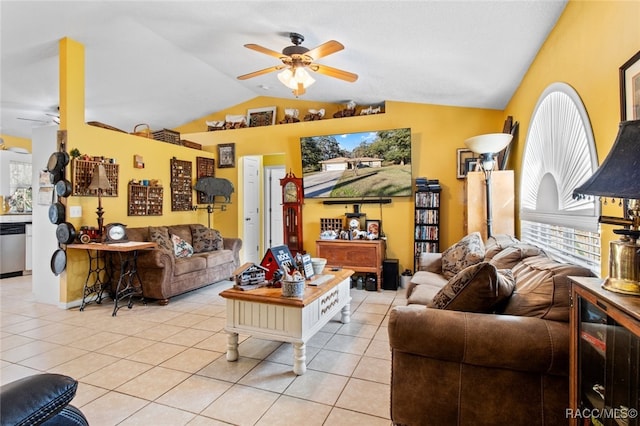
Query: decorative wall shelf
170 158 192 211
128 183 163 216
196 156 215 204
203 104 386 134
71 159 119 197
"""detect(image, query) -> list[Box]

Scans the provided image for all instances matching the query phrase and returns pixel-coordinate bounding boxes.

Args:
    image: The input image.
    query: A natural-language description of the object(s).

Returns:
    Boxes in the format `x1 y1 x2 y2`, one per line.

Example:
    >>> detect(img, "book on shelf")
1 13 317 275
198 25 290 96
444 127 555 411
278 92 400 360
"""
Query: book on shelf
415 177 441 192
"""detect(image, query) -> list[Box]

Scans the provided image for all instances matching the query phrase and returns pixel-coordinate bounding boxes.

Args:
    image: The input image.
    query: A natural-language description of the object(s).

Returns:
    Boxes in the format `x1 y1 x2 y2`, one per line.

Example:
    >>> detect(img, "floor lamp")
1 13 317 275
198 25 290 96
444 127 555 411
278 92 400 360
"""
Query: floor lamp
464 133 513 239
573 119 640 295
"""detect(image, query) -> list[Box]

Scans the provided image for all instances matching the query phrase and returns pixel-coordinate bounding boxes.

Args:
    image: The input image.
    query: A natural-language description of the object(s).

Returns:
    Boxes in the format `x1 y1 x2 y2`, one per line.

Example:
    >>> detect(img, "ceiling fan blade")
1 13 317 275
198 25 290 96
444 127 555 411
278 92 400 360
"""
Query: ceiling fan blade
237 65 284 80
17 117 48 123
310 64 358 82
244 44 286 59
305 40 344 60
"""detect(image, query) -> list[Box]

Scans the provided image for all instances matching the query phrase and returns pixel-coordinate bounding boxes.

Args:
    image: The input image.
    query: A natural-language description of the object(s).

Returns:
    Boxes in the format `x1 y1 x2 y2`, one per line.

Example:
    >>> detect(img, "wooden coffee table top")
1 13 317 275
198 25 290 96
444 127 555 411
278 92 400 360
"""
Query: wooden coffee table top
220 268 354 308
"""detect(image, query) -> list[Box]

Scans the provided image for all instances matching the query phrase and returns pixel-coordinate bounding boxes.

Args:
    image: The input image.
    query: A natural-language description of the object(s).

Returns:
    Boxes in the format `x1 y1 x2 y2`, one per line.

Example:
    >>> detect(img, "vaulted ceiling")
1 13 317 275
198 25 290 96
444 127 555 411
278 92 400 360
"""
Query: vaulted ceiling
0 1 567 139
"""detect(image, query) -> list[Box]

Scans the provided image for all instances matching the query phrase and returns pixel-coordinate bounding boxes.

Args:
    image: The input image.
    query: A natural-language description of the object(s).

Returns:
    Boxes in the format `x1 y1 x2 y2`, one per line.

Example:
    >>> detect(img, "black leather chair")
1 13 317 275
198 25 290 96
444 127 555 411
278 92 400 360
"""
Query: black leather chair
0 374 88 426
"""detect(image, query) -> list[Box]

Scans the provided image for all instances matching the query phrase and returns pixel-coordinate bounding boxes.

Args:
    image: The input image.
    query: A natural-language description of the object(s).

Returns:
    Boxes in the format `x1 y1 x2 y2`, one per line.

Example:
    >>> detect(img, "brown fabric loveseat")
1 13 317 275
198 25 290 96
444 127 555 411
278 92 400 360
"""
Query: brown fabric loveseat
388 233 596 426
126 224 242 305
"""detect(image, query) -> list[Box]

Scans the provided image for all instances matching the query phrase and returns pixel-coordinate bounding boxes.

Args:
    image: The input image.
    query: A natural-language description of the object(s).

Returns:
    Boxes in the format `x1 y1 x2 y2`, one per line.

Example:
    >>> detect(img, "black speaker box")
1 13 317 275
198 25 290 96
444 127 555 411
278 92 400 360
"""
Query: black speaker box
383 259 399 290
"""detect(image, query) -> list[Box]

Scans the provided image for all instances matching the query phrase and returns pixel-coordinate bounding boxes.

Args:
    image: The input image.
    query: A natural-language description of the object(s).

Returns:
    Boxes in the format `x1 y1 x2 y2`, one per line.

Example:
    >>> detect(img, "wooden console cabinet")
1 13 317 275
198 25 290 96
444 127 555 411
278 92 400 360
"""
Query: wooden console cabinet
569 276 640 425
316 239 386 291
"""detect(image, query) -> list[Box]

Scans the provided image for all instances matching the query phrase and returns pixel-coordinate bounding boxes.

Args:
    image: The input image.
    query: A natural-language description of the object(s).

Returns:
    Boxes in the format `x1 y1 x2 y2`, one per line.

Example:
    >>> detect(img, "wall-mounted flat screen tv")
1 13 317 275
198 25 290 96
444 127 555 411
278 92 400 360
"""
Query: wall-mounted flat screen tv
300 127 412 199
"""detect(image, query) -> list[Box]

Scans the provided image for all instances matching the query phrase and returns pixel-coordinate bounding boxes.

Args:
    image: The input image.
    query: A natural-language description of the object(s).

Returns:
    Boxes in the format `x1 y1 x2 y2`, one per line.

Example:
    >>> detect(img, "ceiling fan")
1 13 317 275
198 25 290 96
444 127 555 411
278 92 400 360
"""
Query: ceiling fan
237 32 358 96
17 106 60 124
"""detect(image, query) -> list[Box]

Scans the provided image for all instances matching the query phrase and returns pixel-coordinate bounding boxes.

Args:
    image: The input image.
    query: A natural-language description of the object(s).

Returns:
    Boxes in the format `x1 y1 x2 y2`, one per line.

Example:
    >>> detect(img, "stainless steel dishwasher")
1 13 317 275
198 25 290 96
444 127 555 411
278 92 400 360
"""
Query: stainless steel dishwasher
0 222 26 278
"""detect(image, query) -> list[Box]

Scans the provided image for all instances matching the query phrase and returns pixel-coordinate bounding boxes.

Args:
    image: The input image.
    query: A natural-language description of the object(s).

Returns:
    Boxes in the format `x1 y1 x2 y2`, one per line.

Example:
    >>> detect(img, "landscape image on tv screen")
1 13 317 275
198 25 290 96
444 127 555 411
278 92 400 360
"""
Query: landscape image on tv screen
300 127 412 199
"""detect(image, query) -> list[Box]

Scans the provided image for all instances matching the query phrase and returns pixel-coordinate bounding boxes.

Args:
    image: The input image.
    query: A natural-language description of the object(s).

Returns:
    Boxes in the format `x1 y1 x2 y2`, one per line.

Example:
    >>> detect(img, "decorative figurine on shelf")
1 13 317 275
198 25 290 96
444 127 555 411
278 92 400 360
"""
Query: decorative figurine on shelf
279 108 300 124
303 109 324 121
349 218 368 240
320 230 338 240
360 105 383 115
333 100 357 118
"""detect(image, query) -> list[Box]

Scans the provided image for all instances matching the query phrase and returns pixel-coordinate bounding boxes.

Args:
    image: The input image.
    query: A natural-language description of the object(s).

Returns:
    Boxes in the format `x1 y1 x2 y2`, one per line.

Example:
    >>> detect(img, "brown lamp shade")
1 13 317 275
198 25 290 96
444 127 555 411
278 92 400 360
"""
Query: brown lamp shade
573 120 640 200
88 164 112 191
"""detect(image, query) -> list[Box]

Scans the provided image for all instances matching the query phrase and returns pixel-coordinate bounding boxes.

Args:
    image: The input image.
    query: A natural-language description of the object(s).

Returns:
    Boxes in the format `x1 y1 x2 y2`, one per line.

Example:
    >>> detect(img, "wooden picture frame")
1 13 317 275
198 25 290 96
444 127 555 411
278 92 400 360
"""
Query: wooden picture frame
365 219 381 239
465 158 479 174
217 143 235 168
496 116 518 171
457 148 475 179
247 106 276 127
620 50 640 121
497 121 519 170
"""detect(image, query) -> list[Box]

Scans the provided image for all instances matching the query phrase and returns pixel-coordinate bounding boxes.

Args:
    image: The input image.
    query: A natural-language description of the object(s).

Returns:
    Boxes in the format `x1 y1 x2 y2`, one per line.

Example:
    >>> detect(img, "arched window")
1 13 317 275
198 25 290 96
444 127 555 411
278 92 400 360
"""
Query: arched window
520 82 601 274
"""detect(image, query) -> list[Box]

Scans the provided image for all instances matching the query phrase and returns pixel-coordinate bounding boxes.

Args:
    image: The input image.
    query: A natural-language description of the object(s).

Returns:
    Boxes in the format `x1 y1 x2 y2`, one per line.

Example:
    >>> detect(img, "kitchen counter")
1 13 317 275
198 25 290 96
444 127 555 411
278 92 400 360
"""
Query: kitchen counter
0 214 32 223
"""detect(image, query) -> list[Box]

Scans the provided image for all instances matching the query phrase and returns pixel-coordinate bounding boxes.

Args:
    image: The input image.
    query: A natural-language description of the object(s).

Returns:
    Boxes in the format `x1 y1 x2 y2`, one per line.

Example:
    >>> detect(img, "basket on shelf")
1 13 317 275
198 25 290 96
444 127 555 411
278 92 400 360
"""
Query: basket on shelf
131 123 152 138
152 128 181 145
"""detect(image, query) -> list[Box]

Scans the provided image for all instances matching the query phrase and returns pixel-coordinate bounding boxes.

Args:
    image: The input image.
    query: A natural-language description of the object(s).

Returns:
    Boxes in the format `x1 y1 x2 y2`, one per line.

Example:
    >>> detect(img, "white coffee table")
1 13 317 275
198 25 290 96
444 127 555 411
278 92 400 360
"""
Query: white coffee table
220 268 354 375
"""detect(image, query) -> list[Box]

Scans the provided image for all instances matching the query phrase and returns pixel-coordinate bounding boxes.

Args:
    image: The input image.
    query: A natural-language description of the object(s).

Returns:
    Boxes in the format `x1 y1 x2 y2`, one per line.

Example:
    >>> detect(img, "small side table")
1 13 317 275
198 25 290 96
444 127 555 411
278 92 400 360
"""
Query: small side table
67 241 156 316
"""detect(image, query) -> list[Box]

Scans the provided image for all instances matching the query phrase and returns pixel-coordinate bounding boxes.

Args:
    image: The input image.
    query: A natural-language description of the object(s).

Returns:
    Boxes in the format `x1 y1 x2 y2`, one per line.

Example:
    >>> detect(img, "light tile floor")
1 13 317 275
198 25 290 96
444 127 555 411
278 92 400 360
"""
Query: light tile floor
0 275 407 425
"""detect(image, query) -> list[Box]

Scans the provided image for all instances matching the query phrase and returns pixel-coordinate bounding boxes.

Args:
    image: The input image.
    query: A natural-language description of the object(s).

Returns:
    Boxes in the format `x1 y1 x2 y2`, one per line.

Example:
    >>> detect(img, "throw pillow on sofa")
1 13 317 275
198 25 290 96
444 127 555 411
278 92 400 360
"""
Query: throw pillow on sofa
171 234 194 258
489 243 545 270
503 254 595 321
428 261 515 313
149 226 173 253
484 234 520 260
190 225 224 253
441 232 485 279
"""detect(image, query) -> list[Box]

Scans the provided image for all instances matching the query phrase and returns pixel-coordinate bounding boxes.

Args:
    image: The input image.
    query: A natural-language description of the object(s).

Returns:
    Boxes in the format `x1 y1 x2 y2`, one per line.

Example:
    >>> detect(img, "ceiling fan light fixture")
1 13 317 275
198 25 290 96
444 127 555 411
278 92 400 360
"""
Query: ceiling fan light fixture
277 67 315 92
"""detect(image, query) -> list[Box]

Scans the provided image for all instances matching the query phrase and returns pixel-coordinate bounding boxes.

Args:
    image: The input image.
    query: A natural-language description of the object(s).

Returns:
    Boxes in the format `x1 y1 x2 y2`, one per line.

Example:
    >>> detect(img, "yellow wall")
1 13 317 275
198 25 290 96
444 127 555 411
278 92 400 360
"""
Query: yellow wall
503 0 640 277
180 100 502 273
59 38 218 302
1 134 31 152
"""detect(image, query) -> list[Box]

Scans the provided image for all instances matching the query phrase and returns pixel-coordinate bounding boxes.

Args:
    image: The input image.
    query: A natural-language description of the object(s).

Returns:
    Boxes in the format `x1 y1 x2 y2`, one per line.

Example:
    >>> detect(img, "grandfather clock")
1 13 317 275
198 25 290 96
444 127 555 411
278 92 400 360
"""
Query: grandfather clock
280 171 303 255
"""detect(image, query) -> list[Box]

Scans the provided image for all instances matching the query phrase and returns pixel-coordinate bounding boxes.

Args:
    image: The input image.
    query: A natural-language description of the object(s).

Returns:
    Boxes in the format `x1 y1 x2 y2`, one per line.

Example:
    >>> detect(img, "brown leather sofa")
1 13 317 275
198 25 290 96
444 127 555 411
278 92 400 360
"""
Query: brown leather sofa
126 224 242 305
388 234 595 426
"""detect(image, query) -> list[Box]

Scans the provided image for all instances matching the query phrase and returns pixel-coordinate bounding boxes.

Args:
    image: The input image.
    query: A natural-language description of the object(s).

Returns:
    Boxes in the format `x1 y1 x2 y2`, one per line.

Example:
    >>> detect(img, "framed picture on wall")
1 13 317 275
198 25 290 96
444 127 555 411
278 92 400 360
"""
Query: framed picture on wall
247 106 276 127
457 148 475 179
620 50 640 121
465 158 479 174
217 143 235 168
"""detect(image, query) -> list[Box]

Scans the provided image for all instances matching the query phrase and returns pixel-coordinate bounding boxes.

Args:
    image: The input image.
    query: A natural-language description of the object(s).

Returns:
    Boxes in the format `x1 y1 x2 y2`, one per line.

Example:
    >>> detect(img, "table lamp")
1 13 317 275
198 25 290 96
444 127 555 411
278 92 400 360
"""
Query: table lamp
573 119 640 295
87 164 112 236
464 133 513 238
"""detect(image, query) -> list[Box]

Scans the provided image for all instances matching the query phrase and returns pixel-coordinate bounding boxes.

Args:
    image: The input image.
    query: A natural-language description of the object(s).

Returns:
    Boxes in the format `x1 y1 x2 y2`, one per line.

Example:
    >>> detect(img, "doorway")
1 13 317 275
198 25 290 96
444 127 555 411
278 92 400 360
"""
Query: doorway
242 156 260 264
241 156 286 264
264 166 285 249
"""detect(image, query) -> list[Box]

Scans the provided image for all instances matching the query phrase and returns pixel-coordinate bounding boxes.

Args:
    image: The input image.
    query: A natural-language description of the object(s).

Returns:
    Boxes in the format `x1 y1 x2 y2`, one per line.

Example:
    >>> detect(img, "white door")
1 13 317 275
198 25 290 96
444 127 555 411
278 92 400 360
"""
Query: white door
242 156 260 264
265 166 285 248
